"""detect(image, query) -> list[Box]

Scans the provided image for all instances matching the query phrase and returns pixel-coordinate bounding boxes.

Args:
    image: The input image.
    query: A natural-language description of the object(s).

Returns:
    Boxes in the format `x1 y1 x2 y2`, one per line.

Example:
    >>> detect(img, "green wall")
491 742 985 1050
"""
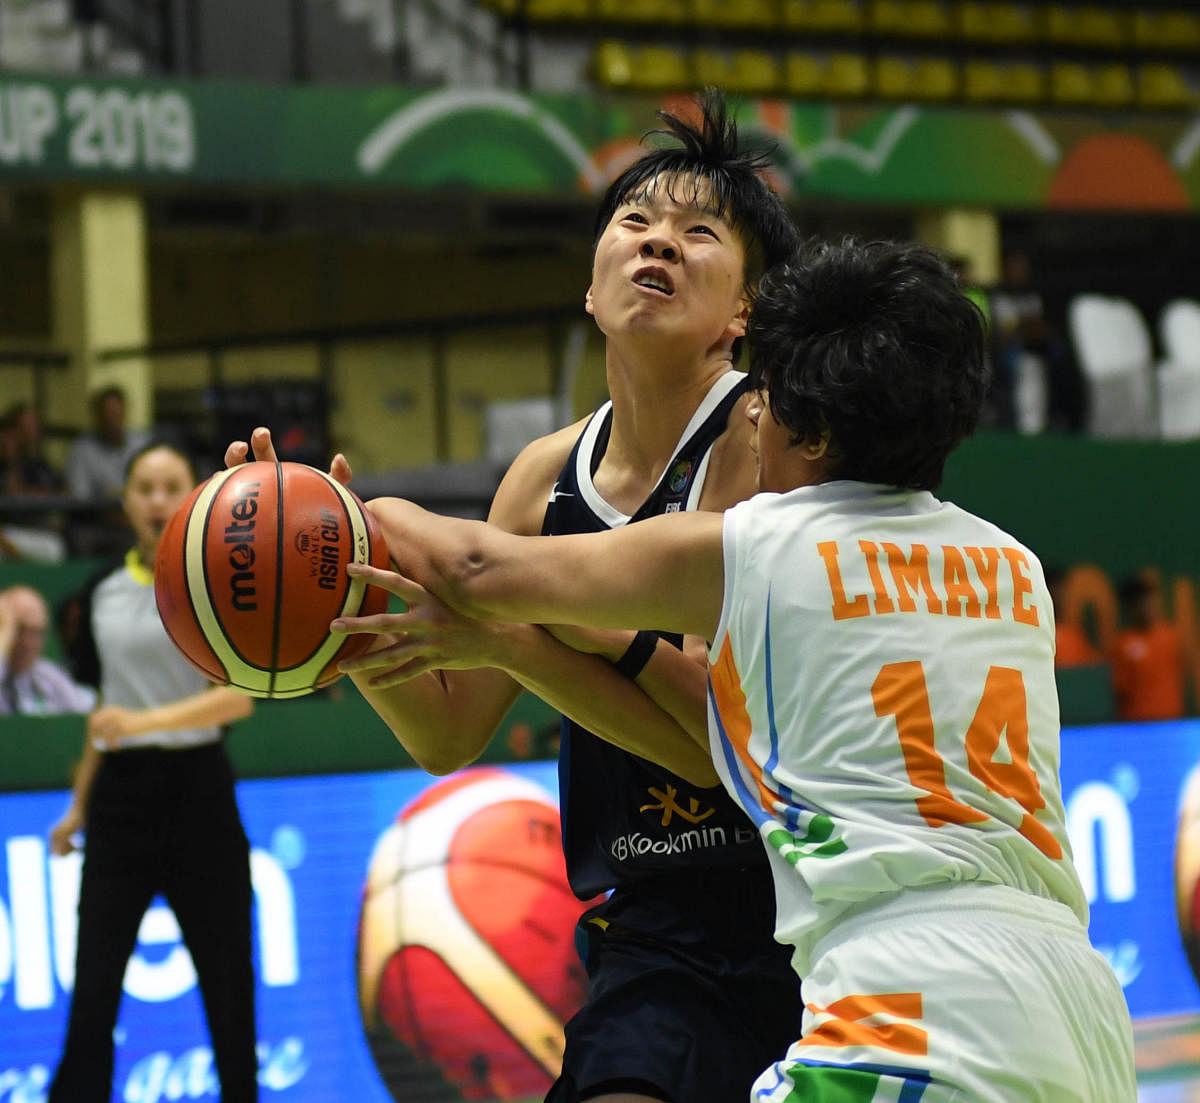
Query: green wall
940 432 1200 582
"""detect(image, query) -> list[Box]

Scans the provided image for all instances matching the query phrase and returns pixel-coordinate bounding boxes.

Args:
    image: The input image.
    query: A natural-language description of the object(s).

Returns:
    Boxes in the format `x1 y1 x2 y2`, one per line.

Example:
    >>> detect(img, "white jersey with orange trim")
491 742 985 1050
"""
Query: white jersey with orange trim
706 480 1089 975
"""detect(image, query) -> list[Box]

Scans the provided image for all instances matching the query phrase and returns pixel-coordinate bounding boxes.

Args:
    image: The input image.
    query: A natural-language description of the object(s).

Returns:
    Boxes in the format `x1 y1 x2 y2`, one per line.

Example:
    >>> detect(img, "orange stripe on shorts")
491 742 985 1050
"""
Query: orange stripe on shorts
798 992 928 1057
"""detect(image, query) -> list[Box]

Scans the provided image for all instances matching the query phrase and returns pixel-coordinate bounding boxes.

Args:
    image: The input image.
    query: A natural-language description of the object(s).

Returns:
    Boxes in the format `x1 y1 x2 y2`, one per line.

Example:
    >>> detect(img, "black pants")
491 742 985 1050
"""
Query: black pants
48 742 258 1102
548 867 803 1103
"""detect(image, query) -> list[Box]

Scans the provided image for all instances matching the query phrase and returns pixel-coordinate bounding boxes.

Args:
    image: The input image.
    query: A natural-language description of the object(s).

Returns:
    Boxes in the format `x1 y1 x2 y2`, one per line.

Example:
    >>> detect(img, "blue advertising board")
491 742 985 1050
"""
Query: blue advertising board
0 724 1197 1100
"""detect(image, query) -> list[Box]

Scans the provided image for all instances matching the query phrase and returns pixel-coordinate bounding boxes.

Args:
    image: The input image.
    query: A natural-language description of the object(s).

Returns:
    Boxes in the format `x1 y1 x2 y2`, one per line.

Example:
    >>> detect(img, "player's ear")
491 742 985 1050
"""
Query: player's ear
584 284 596 316
798 426 833 460
726 296 751 339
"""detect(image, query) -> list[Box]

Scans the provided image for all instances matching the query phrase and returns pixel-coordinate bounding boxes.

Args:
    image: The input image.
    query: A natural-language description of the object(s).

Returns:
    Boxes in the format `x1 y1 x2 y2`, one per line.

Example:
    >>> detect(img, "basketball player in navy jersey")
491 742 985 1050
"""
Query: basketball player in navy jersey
228 88 803 1103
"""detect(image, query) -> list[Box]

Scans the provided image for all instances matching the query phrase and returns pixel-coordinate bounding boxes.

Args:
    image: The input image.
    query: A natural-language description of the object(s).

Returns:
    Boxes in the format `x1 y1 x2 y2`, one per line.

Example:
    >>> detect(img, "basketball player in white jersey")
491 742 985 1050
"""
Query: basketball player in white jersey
337 237 1137 1101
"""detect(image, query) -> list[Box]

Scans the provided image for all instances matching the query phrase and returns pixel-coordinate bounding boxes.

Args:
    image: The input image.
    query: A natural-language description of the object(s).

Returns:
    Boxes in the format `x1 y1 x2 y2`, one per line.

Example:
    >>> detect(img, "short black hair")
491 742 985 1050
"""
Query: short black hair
746 236 990 491
591 87 799 290
90 384 127 410
123 439 198 485
0 400 31 429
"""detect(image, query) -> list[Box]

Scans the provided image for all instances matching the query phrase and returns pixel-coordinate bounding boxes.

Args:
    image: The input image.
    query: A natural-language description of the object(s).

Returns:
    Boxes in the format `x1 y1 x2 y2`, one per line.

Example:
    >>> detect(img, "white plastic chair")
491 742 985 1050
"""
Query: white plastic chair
1067 294 1157 438
483 396 557 468
1012 350 1048 434
1160 298 1200 366
1157 298 1200 440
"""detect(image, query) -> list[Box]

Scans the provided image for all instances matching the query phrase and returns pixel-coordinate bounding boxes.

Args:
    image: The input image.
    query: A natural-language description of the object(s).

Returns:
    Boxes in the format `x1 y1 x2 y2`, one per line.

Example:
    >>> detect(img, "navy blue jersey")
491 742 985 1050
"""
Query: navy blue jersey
543 372 769 900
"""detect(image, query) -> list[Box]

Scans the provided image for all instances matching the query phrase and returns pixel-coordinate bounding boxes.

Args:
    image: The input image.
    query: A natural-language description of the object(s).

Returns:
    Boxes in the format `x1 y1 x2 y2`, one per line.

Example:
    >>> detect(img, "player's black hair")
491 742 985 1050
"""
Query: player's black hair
746 236 990 491
123 439 199 485
89 383 128 412
591 86 799 290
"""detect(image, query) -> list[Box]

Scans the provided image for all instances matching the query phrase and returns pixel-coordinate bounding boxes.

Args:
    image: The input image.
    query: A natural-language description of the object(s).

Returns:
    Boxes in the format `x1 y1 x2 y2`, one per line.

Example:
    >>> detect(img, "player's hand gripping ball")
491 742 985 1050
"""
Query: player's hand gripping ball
154 460 390 698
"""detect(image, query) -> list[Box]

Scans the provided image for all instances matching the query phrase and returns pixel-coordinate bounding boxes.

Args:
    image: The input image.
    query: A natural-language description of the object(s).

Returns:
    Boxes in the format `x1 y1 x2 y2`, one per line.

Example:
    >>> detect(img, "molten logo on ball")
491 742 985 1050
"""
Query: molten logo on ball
358 768 599 1101
225 479 261 611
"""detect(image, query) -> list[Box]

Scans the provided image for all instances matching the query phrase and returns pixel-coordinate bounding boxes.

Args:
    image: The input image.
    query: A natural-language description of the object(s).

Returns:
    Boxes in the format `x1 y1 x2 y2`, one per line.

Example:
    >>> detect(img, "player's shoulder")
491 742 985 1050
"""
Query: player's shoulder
83 554 129 599
489 415 591 535
940 497 1038 555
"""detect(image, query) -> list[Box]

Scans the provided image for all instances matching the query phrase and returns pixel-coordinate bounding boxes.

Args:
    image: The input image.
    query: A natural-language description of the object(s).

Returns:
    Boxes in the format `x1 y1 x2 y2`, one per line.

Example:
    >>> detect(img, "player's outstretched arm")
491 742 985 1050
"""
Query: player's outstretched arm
362 497 726 643
336 566 715 784
341 432 720 785
86 685 253 749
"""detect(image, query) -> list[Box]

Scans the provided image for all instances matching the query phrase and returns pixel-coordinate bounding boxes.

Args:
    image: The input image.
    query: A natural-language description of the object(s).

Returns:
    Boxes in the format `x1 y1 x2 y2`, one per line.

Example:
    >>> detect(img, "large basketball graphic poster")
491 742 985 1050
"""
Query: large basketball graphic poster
0 762 584 1102
358 768 599 1101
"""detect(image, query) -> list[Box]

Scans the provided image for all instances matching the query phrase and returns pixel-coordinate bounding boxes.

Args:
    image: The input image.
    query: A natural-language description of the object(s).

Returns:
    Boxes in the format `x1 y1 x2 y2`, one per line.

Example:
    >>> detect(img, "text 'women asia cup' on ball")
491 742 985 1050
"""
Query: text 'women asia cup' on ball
154 460 390 698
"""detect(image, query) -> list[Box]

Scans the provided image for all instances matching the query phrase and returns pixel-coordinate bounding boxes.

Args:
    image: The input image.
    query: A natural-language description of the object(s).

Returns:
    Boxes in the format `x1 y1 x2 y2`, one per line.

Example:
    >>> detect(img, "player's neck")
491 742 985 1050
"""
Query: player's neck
599 354 734 503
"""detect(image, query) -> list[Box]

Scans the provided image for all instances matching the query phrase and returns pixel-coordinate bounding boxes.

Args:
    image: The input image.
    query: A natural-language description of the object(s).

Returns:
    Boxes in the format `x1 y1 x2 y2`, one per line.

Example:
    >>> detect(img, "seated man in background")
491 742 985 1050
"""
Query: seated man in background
65 385 151 503
0 402 68 562
987 247 1083 434
0 585 97 715
0 401 63 496
64 385 153 557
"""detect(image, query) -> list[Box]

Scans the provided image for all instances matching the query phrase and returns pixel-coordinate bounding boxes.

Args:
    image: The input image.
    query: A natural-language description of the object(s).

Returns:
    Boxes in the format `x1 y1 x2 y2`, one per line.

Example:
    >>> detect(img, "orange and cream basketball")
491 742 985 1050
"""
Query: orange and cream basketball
154 460 389 698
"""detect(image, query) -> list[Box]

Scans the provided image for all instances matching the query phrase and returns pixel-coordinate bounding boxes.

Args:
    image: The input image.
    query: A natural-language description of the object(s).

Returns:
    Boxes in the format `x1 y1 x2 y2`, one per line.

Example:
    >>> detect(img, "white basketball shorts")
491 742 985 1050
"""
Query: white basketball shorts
752 883 1136 1103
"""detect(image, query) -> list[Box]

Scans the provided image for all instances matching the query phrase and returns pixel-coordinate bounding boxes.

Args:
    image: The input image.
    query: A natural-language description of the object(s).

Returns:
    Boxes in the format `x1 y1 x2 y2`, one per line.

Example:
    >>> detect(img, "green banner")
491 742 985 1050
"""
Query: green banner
1 74 1198 208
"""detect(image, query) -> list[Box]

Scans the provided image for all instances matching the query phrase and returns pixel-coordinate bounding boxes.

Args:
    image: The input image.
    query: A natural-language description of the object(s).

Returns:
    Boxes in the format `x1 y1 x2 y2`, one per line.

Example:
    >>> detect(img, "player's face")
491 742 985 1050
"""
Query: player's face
586 175 749 360
7 591 47 674
746 389 787 492
746 389 823 494
123 447 195 560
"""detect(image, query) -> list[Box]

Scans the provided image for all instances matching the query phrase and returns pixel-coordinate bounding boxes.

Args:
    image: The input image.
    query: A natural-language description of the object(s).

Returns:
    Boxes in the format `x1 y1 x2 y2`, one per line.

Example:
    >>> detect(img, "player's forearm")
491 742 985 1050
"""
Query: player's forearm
416 508 723 642
500 625 717 787
365 496 716 780
67 736 102 814
368 496 555 623
545 624 709 747
139 686 254 734
631 638 710 754
350 660 521 776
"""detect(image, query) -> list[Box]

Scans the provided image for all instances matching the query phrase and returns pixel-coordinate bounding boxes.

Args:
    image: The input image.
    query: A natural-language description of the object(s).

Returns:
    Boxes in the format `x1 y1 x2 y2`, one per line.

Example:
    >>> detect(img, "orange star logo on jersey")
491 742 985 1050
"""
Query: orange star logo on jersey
640 784 716 827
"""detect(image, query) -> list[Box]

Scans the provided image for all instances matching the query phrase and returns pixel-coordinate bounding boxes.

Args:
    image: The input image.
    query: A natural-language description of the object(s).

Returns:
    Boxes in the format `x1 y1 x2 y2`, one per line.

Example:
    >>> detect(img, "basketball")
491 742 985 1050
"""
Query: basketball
153 460 391 699
1176 763 1200 983
357 767 599 1101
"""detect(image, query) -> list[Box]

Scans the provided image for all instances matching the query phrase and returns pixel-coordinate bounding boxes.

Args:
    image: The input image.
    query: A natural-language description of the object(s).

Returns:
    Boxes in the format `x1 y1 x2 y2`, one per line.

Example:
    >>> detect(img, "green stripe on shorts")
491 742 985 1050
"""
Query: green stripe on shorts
768 1063 929 1103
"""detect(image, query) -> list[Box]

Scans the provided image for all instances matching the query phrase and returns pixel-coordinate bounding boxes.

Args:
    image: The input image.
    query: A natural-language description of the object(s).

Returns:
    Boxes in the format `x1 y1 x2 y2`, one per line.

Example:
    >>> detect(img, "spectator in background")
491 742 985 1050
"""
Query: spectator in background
0 585 97 715
988 248 1084 434
0 402 69 562
1113 574 1187 722
65 385 151 503
1047 566 1104 667
0 401 63 496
